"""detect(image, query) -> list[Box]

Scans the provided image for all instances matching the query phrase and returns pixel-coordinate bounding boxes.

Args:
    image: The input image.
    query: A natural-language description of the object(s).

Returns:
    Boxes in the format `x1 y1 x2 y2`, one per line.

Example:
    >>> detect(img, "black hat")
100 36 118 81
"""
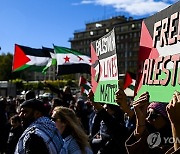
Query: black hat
20 98 47 115
25 90 35 100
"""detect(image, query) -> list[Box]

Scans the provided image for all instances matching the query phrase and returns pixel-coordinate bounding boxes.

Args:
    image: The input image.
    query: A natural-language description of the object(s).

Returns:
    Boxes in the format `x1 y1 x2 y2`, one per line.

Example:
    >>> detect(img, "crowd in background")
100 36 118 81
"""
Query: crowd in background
0 82 180 154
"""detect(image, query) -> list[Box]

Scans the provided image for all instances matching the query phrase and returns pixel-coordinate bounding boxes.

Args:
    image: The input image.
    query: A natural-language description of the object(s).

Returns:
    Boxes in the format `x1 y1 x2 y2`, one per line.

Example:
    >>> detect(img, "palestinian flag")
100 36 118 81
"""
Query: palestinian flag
135 1 180 102
12 44 51 72
123 72 136 97
79 75 91 96
54 45 91 75
123 72 136 90
42 47 57 73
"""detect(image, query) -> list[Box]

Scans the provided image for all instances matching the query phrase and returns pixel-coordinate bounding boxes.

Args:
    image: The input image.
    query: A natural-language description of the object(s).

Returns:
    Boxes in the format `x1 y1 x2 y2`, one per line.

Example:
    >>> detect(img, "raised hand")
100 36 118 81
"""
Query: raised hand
133 92 149 137
88 89 103 111
166 91 180 125
115 87 134 118
115 88 127 111
166 91 180 151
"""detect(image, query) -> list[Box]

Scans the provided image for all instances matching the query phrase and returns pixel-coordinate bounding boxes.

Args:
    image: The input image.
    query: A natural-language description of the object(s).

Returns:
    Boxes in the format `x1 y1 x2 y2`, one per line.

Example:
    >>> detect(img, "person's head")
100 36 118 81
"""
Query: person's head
146 102 169 130
51 106 90 152
25 90 35 100
85 100 93 111
10 114 21 128
75 98 85 110
19 99 47 129
51 106 80 134
52 98 66 109
103 104 121 115
63 86 71 94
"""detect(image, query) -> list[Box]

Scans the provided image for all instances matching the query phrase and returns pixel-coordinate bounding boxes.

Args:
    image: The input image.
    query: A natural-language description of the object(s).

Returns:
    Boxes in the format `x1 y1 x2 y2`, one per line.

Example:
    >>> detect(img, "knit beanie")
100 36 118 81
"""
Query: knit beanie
20 98 47 115
148 102 168 119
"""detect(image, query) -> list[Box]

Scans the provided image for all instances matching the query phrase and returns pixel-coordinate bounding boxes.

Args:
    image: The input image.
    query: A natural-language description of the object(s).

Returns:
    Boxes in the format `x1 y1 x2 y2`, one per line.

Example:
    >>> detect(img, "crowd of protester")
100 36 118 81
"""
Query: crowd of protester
0 82 179 154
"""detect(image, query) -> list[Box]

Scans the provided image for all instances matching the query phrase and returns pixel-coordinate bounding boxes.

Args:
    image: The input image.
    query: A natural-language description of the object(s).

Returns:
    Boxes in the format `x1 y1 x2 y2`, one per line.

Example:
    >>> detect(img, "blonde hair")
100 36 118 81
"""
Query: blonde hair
53 106 90 153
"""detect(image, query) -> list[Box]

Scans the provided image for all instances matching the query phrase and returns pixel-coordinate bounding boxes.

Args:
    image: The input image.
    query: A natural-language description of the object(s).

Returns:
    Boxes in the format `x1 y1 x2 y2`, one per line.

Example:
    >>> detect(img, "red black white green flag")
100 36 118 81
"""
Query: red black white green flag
12 44 51 72
79 75 91 96
42 47 57 73
123 72 136 97
54 45 91 75
123 72 136 90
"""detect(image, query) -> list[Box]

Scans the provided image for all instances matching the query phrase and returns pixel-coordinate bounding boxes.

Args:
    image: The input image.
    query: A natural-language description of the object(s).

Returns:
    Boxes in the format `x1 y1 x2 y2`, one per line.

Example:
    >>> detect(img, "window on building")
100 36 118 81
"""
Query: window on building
134 61 137 66
117 44 120 50
121 25 128 31
131 24 135 29
128 61 132 66
120 62 124 67
120 43 124 49
106 29 109 33
129 33 132 38
116 35 119 41
134 42 138 47
134 32 137 37
90 31 94 36
129 43 132 48
78 33 83 38
129 51 132 57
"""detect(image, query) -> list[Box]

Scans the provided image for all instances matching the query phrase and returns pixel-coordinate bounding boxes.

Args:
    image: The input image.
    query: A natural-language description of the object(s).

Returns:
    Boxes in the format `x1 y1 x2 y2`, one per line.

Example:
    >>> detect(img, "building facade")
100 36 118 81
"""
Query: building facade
24 66 56 81
69 16 143 75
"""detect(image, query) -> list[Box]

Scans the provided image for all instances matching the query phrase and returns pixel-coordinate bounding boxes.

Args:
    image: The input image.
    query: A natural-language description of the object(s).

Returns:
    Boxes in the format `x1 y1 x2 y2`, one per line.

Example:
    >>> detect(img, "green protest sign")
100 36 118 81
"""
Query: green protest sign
135 1 180 102
91 29 119 104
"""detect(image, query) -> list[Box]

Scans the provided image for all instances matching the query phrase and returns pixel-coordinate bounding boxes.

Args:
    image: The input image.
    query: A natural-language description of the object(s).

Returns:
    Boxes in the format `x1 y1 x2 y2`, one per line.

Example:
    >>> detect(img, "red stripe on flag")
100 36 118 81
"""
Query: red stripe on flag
123 72 133 90
12 44 30 71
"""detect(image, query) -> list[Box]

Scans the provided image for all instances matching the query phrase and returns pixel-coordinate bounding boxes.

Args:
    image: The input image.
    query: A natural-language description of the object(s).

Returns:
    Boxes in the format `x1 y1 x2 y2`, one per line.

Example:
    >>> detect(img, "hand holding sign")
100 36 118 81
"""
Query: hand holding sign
115 87 134 118
166 91 180 151
166 91 180 125
133 92 149 138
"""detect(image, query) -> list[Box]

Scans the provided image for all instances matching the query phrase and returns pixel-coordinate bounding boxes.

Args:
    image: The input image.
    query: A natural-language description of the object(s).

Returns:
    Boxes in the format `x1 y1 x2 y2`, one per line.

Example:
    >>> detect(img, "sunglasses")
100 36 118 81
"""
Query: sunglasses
147 111 161 120
51 117 58 122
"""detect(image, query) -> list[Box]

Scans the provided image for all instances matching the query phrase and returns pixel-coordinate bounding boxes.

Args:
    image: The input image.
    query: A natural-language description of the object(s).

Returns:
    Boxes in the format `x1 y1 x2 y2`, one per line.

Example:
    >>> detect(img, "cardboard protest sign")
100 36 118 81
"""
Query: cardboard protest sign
91 29 118 104
135 1 180 102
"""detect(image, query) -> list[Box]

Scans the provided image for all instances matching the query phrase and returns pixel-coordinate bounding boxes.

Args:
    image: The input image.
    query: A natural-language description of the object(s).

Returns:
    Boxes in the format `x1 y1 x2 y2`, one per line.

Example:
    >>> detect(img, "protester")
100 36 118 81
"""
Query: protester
0 99 9 153
63 86 75 105
15 98 64 154
84 100 96 136
51 98 67 109
6 114 23 154
24 90 36 100
51 106 93 154
88 90 129 154
75 98 90 134
115 87 136 133
125 92 173 154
